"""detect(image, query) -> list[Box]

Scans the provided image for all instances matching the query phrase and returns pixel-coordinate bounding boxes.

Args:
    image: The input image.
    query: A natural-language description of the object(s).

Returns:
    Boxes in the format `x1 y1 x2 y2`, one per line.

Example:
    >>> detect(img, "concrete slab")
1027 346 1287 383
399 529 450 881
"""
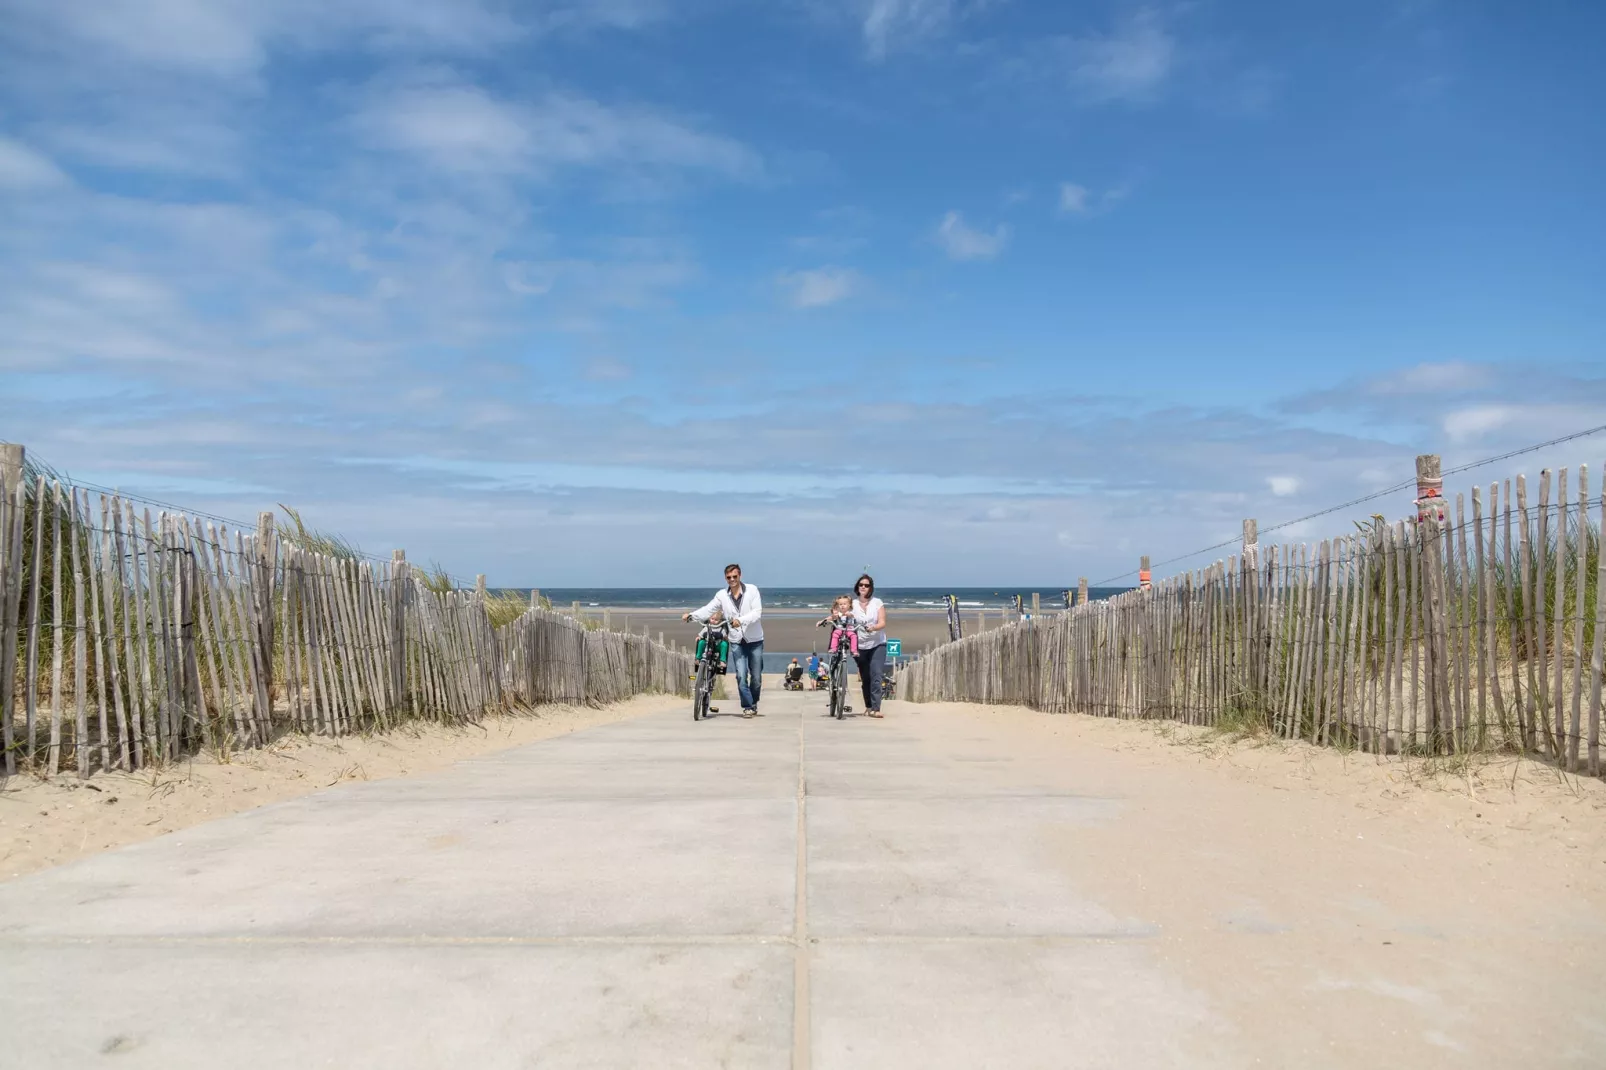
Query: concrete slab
0 796 797 938
806 796 1139 938
810 940 1237 1069
2 942 794 1069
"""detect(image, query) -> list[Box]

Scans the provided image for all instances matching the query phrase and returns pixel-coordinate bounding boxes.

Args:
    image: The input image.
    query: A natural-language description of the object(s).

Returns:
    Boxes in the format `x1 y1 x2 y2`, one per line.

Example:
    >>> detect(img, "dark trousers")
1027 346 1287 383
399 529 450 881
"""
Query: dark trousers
854 643 886 712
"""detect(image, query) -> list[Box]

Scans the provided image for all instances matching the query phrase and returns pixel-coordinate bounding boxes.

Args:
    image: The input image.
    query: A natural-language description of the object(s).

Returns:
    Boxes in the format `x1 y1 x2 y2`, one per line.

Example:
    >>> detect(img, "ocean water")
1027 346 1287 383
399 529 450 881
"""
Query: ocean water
513 586 1131 611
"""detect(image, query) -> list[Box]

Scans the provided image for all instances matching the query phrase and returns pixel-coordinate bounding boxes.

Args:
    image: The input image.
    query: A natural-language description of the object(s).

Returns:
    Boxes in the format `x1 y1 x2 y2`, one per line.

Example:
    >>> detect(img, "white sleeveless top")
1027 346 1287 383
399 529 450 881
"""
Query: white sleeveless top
852 596 886 649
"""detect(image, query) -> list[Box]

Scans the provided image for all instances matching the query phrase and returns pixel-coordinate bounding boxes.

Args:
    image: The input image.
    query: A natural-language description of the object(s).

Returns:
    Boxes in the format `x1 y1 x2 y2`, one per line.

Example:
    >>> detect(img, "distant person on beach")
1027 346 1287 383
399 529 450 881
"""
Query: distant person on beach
684 563 764 718
807 652 821 689
851 573 888 718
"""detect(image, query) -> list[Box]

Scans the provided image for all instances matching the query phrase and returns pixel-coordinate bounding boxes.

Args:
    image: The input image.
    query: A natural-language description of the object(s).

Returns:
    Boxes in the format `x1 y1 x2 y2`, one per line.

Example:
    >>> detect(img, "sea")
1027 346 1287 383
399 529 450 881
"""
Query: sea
511 587 1131 611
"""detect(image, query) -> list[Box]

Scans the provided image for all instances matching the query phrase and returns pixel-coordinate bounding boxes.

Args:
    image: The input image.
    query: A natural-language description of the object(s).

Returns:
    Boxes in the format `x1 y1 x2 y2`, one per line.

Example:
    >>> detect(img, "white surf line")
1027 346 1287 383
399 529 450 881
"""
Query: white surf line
793 704 812 1070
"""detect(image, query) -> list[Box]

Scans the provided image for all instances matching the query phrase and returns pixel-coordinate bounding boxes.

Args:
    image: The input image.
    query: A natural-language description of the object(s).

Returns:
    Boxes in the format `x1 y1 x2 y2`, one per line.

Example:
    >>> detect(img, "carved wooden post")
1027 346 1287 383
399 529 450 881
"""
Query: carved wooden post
1139 556 1152 591
1077 576 1088 607
1415 454 1446 523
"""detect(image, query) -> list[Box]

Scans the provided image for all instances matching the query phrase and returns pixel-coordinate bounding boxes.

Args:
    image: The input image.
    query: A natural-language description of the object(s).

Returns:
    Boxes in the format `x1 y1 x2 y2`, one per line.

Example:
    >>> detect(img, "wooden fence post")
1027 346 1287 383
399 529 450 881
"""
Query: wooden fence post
1078 577 1088 607
390 550 407 710
1416 454 1446 523
254 511 277 722
0 443 22 775
1031 592 1040 618
0 443 20 495
476 574 487 600
530 589 540 610
1139 556 1152 591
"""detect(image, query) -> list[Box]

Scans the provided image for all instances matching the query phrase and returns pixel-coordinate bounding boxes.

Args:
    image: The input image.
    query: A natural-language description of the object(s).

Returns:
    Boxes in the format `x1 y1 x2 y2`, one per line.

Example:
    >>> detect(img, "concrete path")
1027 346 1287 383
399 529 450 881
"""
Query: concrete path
0 687 1597 1067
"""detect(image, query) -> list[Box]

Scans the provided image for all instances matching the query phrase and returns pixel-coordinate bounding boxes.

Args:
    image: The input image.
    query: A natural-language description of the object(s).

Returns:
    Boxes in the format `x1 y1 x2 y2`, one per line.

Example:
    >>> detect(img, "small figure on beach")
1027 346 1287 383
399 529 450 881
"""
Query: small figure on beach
807 652 822 689
684 563 764 718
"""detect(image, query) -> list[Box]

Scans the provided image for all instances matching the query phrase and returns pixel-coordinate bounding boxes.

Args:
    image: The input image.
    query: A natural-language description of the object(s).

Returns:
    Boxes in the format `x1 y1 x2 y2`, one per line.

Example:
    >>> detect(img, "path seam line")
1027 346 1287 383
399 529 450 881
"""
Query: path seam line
793 706 811 1070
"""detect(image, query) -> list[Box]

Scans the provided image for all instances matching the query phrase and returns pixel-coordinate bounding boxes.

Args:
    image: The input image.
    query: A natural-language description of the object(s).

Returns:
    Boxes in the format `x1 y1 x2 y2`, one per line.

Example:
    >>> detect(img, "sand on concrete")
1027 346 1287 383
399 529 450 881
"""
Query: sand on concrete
0 694 681 880
907 698 1606 1067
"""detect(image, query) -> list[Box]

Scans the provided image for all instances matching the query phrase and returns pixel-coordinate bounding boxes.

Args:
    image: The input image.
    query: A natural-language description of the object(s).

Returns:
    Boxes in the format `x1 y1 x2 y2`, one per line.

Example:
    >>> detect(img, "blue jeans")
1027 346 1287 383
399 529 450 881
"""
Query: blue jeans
731 640 764 711
854 643 886 712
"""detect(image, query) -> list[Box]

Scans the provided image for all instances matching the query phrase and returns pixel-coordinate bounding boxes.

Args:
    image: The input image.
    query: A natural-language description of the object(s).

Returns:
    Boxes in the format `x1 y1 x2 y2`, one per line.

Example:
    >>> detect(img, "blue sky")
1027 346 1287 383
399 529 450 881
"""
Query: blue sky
1 1 1603 587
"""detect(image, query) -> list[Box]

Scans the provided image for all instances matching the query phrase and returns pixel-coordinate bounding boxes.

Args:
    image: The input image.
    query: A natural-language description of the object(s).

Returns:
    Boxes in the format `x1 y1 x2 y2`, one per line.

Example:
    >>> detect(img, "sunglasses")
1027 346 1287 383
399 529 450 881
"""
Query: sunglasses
856 582 871 589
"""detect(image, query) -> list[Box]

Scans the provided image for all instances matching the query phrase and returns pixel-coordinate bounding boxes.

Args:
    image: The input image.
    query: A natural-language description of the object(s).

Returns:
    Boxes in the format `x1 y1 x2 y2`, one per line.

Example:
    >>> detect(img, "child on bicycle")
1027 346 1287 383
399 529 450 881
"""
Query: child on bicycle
695 609 731 672
820 594 859 657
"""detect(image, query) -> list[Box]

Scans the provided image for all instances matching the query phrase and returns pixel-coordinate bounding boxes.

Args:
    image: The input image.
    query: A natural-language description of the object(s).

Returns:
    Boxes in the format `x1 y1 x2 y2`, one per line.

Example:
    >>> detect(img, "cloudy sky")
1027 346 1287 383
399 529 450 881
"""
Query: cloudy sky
1 1 1602 587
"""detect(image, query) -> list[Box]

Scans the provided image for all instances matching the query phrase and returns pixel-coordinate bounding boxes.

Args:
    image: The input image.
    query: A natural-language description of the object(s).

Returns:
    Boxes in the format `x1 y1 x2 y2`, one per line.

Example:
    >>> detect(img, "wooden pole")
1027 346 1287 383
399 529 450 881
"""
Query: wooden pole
1078 577 1088 608
254 511 277 723
1139 556 1151 591
1415 454 1445 523
391 550 407 714
0 453 23 775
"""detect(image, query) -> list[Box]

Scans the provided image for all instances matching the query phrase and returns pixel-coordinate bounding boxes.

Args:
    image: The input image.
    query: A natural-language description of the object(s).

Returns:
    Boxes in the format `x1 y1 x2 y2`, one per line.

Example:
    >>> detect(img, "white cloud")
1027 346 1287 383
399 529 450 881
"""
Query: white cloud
1443 405 1515 442
1267 475 1300 497
0 0 563 83
1058 182 1090 214
1064 8 1175 103
584 357 633 382
1372 361 1495 396
358 82 761 180
778 266 860 308
935 211 1009 261
861 0 959 58
1056 181 1131 218
0 136 68 188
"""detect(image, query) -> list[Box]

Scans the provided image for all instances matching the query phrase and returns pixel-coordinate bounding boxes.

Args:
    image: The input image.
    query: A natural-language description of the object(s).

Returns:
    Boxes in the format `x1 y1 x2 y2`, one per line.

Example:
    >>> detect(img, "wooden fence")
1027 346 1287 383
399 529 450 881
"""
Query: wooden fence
905 461 1606 775
0 453 692 778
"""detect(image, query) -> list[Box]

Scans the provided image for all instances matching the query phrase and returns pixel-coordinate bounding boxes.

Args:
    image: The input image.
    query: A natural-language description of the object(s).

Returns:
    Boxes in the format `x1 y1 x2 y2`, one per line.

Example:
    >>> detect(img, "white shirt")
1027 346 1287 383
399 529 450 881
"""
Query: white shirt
851 595 886 649
692 583 764 643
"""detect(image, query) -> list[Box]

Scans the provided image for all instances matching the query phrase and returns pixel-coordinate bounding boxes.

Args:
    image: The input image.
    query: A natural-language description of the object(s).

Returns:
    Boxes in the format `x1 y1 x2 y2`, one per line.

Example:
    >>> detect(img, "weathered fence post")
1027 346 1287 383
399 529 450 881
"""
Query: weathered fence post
603 607 612 631
0 443 22 774
1031 592 1040 618
390 550 407 710
1139 556 1152 591
175 530 203 749
1078 577 1088 607
1416 454 1446 523
476 574 487 600
530 589 540 610
254 511 277 722
0 443 20 495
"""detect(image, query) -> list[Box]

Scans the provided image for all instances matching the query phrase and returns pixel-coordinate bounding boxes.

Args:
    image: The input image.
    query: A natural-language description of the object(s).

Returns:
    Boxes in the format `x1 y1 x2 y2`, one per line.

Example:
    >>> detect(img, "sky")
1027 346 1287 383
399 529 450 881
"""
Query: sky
1 1 1603 588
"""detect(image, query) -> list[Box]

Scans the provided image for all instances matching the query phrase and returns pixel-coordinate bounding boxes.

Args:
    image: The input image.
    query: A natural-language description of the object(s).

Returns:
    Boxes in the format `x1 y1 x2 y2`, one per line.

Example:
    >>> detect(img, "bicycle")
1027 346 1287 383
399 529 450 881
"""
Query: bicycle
688 619 731 721
815 613 859 720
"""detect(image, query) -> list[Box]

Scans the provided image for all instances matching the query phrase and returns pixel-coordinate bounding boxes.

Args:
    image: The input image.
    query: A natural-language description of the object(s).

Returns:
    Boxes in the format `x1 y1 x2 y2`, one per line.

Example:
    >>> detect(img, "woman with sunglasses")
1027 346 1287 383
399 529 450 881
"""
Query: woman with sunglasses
850 573 888 718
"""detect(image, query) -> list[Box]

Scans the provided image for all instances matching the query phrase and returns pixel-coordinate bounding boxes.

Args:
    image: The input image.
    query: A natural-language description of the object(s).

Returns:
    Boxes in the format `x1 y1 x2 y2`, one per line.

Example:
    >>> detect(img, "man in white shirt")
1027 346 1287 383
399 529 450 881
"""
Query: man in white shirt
684 563 765 717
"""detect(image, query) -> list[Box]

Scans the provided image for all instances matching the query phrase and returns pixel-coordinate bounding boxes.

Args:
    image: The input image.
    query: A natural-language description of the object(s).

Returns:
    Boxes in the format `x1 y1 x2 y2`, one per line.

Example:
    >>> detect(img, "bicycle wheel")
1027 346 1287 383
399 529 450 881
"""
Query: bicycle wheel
830 659 847 719
693 661 710 721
